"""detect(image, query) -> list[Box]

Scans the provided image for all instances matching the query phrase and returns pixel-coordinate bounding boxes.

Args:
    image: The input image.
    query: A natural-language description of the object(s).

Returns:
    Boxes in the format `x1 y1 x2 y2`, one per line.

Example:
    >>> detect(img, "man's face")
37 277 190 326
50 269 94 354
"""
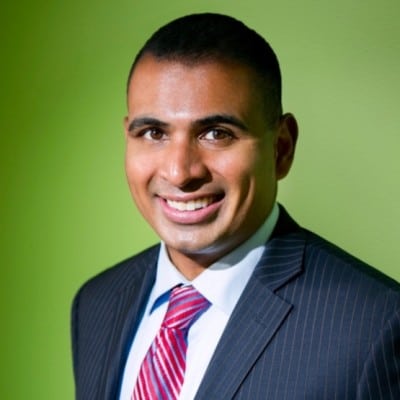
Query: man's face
125 56 295 271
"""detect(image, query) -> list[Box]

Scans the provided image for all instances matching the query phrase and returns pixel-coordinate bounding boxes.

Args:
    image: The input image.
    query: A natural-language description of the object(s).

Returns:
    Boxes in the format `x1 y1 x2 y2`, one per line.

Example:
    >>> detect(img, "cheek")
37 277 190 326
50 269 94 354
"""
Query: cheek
125 158 156 220
125 151 153 195
213 148 277 211
210 149 262 188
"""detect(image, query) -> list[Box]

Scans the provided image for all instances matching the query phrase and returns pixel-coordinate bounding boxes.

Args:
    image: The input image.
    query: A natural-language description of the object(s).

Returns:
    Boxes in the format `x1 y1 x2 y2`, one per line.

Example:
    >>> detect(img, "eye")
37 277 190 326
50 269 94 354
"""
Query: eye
199 128 235 144
140 127 167 141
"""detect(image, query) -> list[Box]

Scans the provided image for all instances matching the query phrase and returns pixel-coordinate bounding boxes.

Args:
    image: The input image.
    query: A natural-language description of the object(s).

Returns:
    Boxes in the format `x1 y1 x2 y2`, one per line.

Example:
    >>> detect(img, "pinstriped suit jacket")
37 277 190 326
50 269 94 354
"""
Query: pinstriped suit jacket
71 206 400 399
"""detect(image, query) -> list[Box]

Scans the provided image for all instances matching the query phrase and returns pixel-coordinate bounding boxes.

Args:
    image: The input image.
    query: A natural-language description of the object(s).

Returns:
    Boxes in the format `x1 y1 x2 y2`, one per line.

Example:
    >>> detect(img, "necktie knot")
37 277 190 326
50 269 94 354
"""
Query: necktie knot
162 285 210 330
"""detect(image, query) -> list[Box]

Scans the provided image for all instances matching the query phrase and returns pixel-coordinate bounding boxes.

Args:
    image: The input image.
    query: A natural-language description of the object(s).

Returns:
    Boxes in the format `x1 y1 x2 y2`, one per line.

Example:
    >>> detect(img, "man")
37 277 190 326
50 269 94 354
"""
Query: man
71 13 400 399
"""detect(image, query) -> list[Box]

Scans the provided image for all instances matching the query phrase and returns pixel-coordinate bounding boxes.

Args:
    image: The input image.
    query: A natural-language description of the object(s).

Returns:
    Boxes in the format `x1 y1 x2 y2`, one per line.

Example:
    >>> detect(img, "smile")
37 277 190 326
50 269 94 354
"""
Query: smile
166 196 215 211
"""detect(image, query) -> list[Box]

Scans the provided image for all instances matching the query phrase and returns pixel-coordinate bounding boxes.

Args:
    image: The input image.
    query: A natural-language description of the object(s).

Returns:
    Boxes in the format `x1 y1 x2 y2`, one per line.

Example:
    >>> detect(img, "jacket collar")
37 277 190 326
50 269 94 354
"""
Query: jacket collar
100 246 160 399
194 205 305 399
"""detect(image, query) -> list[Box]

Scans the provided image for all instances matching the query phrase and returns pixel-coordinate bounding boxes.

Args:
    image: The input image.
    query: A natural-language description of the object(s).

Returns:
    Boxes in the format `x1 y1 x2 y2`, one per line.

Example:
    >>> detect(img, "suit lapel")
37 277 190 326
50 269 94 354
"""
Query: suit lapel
99 246 160 399
195 207 306 399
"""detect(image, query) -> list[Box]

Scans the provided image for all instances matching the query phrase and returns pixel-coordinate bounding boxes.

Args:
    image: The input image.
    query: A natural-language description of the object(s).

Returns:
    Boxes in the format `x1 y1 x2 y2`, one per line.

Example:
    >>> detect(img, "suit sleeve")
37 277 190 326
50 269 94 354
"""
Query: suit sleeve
71 287 82 397
357 305 400 399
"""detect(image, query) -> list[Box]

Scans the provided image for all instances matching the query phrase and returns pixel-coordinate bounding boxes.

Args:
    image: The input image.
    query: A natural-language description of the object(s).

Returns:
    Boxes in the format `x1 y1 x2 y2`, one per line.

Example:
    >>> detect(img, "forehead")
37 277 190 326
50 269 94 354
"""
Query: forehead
128 54 260 87
126 56 265 121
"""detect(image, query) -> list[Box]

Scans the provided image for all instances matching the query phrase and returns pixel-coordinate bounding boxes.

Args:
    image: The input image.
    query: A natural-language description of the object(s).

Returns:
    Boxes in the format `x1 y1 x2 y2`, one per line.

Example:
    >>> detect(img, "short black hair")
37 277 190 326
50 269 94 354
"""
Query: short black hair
127 13 282 125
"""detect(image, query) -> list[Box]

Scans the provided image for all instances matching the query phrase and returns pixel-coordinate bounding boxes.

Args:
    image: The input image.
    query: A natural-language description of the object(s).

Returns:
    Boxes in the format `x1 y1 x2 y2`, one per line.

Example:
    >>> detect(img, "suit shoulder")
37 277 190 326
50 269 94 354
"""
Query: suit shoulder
304 229 400 293
73 244 160 303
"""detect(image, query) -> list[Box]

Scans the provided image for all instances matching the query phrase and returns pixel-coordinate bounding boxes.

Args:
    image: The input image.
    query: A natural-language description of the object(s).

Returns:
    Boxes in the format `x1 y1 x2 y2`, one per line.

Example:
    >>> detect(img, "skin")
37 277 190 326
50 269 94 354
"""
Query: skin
124 55 298 279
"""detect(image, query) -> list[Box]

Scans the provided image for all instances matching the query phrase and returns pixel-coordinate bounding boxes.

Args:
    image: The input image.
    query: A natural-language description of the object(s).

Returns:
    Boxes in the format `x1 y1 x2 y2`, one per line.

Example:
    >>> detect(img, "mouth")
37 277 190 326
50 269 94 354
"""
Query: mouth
158 194 224 224
165 196 219 212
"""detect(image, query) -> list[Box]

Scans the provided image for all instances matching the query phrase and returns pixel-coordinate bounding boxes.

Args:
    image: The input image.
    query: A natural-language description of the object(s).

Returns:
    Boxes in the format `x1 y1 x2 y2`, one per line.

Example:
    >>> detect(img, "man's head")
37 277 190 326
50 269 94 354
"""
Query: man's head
124 13 298 277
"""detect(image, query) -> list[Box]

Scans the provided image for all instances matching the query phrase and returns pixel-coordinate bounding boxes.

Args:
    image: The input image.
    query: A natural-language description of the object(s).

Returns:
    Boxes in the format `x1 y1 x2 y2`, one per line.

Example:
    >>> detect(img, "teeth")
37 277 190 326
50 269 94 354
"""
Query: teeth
166 197 214 211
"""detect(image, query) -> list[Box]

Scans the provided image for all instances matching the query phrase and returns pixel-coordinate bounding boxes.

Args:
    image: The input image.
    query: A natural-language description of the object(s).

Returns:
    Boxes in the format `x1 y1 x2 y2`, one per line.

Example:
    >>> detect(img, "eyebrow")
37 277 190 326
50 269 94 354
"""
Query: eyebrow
128 117 168 132
127 113 249 133
194 114 249 131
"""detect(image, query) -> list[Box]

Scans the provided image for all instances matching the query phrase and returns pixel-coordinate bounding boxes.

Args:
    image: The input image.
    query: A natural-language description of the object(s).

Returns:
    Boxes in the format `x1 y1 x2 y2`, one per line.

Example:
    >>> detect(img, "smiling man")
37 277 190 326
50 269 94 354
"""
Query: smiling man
71 13 400 400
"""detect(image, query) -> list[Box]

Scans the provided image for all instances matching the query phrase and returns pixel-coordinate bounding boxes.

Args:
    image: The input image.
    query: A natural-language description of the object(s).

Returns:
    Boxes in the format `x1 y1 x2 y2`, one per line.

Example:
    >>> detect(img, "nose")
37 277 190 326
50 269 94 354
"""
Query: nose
160 138 209 188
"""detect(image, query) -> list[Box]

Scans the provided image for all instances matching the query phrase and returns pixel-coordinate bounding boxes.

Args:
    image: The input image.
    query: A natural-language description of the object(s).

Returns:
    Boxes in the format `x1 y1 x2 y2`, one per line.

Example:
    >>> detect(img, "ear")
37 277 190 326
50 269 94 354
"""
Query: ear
274 113 298 180
123 116 130 139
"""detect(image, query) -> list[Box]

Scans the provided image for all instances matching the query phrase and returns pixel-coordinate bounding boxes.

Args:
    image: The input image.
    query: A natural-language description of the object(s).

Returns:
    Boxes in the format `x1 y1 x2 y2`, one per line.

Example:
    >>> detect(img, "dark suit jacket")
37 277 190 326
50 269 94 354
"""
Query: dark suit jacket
71 207 400 399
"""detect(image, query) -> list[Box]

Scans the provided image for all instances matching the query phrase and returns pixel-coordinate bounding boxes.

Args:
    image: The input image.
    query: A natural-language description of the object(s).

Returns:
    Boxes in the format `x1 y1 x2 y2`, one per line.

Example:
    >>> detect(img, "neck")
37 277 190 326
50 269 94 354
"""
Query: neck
166 248 217 280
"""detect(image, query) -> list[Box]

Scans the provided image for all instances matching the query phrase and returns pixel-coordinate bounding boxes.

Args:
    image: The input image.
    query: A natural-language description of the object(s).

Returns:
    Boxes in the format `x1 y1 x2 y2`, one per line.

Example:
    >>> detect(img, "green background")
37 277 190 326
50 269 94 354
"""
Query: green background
1 0 399 398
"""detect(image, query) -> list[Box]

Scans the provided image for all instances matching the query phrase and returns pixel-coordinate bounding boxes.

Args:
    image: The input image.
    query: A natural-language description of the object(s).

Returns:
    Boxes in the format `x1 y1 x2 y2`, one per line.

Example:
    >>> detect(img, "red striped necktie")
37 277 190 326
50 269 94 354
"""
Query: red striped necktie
132 285 210 400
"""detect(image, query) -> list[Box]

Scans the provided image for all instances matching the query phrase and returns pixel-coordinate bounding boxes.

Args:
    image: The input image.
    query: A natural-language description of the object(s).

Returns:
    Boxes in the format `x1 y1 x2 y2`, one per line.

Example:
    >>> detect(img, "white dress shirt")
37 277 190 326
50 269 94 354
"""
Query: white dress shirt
119 203 279 400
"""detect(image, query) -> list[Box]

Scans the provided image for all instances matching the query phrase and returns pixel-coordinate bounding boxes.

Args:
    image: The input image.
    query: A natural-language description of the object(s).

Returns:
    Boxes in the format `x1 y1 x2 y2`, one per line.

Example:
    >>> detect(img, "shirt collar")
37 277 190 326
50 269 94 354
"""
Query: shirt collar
149 203 279 316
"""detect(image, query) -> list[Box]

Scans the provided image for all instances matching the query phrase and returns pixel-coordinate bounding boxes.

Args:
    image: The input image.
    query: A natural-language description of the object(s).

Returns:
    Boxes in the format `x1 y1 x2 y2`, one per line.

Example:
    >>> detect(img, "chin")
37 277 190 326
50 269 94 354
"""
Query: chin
165 237 212 254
